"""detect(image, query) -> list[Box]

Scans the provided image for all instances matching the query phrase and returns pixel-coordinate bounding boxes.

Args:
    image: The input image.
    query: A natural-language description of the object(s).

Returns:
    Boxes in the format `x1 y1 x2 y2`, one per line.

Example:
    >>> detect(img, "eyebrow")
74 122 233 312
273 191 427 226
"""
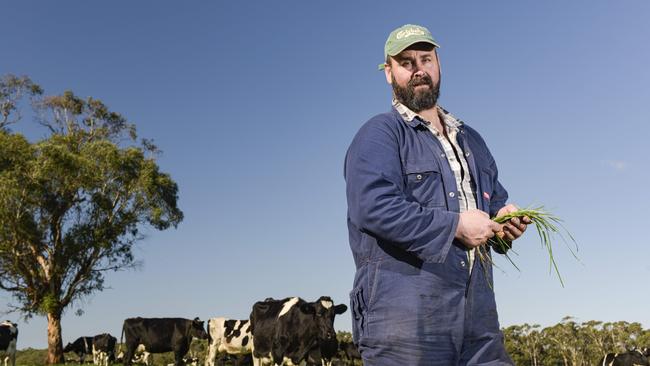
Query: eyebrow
395 52 434 61
393 54 415 62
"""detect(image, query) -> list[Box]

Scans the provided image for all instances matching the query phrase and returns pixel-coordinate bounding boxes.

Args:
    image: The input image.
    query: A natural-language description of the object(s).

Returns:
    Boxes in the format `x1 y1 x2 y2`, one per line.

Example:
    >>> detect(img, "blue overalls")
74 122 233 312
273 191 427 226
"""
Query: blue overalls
345 108 513 365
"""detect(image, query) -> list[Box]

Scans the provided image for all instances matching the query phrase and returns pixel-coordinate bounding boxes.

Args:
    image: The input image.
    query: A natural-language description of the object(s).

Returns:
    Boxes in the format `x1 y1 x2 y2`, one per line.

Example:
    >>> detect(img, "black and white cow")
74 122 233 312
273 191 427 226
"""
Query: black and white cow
92 333 117 366
64 336 94 364
249 296 347 366
337 341 360 366
205 318 253 366
116 344 151 366
0 321 17 366
599 349 649 366
121 317 208 366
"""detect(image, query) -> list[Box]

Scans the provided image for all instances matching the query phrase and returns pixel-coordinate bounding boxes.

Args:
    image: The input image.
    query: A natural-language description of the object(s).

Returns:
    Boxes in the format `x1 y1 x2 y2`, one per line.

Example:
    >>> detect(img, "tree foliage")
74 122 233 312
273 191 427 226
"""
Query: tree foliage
0 74 43 130
502 317 650 365
0 75 183 363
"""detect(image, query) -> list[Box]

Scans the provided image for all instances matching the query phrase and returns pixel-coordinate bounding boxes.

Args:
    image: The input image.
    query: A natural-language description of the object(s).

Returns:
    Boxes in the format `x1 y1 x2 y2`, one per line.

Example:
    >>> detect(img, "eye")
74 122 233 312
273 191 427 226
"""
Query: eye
400 60 412 68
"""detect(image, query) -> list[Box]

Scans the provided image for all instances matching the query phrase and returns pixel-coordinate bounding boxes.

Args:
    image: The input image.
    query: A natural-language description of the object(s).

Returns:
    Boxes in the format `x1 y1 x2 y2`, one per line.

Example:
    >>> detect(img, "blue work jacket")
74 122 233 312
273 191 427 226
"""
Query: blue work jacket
345 107 513 365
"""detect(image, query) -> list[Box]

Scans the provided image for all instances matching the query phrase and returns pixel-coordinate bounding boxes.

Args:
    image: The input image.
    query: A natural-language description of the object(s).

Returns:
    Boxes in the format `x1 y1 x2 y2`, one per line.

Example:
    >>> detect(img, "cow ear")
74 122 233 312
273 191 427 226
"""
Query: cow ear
300 303 315 314
334 304 348 315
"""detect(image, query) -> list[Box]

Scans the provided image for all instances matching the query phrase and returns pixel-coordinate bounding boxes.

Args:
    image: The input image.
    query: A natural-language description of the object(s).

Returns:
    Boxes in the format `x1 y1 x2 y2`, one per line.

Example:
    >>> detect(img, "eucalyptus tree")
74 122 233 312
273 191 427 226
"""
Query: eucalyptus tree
0 74 42 130
0 80 183 364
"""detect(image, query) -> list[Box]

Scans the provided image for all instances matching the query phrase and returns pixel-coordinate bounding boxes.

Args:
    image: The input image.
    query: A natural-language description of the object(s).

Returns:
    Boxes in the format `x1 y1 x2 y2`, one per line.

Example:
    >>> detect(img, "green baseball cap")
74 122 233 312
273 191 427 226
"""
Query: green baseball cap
378 24 440 70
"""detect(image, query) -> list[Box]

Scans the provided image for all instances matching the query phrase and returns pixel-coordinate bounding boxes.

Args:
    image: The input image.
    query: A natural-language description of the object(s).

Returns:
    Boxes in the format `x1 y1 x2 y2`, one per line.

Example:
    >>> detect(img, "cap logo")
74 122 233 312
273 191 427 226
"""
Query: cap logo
396 28 426 40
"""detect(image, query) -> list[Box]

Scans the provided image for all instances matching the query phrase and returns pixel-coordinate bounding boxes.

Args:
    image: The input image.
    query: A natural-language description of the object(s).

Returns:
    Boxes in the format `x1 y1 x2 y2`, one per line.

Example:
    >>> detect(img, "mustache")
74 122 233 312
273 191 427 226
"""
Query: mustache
409 75 433 87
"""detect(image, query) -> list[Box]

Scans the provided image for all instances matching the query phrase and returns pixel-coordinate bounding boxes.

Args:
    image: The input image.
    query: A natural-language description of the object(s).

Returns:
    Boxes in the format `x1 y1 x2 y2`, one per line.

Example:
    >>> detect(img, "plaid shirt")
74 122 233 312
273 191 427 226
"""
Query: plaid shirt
393 99 479 271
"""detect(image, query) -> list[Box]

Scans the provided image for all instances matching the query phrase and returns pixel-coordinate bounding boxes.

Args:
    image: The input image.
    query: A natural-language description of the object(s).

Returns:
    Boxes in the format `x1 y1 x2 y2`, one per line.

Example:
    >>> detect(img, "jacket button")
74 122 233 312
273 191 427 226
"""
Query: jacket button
440 153 445 158
465 152 471 157
416 174 423 180
460 260 466 267
449 192 456 198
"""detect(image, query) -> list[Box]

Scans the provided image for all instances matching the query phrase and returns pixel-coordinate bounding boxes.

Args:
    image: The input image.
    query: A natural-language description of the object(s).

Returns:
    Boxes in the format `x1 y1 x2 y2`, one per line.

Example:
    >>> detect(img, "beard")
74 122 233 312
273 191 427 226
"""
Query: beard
392 73 440 112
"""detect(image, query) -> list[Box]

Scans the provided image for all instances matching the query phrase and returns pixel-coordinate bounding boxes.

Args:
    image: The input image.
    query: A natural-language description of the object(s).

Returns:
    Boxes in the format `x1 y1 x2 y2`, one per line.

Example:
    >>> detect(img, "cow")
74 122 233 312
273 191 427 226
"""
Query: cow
249 296 347 366
92 333 116 366
116 344 151 365
64 336 94 364
205 318 253 366
599 349 649 366
121 317 209 366
0 321 17 366
337 341 360 366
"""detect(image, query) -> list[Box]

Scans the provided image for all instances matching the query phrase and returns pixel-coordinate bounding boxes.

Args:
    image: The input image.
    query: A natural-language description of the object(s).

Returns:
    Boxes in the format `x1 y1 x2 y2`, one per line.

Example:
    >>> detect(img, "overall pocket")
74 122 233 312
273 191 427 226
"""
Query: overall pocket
403 160 445 207
349 286 368 344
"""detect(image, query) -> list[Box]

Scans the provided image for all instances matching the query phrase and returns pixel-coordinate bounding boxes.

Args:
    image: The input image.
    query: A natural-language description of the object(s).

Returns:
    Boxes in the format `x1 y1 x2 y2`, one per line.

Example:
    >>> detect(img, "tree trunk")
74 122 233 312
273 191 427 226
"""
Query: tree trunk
47 312 64 364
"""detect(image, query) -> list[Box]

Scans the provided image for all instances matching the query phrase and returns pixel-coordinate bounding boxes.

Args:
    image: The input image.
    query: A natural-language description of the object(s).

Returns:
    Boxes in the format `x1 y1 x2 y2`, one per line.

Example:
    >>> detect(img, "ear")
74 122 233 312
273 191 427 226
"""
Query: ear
299 303 315 315
384 63 392 85
334 304 348 315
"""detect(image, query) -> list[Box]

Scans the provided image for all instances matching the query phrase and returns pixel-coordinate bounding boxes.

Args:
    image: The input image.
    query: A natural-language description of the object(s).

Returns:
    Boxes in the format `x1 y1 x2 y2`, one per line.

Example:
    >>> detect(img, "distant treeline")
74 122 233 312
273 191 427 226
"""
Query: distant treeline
502 316 650 365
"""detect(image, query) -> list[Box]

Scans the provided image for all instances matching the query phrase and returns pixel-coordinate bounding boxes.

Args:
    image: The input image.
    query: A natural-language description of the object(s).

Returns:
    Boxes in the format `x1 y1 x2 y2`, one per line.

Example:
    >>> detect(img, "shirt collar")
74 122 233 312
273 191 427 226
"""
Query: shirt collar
392 98 464 130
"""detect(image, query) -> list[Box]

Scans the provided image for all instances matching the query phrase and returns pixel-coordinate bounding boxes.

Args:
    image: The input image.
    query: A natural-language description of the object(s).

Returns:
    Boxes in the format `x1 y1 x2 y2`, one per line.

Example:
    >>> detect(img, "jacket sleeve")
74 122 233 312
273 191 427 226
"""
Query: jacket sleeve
345 120 459 263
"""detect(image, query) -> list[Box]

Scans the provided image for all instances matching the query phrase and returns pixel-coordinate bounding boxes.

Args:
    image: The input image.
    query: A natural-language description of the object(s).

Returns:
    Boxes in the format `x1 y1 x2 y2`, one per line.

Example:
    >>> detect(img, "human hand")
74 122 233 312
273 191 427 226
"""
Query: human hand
455 209 504 249
495 204 531 242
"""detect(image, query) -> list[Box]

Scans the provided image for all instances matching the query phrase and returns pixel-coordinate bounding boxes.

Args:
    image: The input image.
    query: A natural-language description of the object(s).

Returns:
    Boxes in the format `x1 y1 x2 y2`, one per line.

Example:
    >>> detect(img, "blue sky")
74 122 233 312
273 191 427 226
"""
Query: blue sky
1 1 649 349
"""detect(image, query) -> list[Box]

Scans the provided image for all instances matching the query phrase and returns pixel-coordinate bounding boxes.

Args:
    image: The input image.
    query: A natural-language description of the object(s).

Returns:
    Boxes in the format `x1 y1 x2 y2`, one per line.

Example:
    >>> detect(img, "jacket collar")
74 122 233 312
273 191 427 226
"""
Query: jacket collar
392 99 464 131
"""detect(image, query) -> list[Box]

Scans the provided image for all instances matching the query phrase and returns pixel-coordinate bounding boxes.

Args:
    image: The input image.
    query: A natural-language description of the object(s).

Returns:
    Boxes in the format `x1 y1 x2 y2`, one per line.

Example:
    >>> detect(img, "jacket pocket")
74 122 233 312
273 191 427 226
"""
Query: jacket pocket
349 286 367 344
403 160 445 207
479 167 495 207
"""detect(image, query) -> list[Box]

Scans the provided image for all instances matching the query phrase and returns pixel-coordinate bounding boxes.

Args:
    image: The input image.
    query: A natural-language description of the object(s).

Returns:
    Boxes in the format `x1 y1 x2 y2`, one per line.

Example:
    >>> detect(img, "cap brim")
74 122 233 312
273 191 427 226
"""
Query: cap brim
386 39 440 57
379 40 440 71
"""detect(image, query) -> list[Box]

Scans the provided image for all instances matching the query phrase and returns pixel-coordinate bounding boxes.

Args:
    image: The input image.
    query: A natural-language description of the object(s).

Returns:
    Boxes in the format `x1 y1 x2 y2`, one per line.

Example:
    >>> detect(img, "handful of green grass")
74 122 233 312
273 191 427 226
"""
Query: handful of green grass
482 206 578 286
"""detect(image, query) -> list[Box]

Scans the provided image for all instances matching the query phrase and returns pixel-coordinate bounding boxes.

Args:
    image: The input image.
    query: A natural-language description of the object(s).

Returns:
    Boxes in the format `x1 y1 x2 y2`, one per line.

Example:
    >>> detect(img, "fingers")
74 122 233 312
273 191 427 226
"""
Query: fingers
497 203 519 217
503 217 528 241
490 220 504 233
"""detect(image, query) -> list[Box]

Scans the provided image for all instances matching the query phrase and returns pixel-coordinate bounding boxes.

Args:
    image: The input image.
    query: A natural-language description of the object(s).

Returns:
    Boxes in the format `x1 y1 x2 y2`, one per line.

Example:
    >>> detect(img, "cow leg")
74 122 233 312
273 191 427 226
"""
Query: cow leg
204 341 218 366
123 344 136 366
252 355 262 366
9 339 17 366
174 351 184 366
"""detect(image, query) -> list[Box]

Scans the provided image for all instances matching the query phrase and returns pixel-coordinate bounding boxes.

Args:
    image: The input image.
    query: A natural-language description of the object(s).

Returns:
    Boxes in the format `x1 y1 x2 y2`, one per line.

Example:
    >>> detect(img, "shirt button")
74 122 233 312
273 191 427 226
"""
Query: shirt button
449 192 456 198
460 260 466 267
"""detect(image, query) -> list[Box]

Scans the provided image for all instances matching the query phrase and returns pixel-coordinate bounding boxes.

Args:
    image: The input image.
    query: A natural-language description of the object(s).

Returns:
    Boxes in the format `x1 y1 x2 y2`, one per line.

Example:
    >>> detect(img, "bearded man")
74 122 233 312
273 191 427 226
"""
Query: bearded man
344 24 530 365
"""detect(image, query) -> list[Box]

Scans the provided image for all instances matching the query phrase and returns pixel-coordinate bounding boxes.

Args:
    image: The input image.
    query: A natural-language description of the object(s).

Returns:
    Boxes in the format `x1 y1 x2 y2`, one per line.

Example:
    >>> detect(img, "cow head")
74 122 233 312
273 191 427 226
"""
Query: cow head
190 317 209 340
300 296 347 342
63 342 73 353
0 321 17 335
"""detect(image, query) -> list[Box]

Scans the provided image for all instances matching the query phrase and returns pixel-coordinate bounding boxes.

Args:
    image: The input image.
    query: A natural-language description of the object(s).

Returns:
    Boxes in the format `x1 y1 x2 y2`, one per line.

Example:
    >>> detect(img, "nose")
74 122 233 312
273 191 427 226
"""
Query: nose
413 69 426 78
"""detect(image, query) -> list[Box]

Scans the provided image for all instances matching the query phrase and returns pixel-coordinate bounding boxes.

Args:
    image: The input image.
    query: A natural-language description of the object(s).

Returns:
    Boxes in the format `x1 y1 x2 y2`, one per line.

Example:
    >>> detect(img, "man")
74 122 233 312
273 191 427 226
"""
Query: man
344 24 530 365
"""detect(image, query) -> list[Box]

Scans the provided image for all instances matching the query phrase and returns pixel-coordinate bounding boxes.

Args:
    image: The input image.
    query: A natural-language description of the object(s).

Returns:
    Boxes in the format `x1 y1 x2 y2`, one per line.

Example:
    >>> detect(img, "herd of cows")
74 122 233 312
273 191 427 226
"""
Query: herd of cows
3 301 649 366
0 296 361 366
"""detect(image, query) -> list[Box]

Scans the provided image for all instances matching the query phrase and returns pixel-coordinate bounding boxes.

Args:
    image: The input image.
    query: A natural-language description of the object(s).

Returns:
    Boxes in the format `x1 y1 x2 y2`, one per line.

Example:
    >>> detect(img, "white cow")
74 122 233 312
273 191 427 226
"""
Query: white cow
205 318 253 366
